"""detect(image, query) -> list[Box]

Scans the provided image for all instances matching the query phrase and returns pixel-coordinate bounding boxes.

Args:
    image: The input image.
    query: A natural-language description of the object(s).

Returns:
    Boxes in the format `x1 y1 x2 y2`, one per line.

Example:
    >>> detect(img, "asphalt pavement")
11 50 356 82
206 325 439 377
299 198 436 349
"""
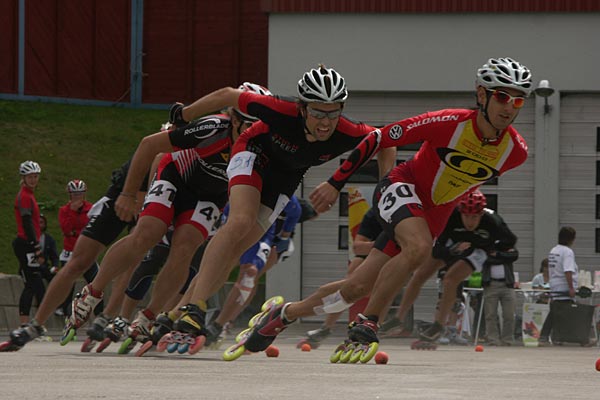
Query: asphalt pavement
1 323 599 400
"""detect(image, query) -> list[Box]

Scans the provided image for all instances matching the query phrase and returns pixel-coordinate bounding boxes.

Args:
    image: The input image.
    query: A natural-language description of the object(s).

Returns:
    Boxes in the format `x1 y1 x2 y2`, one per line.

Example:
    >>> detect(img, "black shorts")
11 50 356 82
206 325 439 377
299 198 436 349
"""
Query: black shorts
81 196 134 246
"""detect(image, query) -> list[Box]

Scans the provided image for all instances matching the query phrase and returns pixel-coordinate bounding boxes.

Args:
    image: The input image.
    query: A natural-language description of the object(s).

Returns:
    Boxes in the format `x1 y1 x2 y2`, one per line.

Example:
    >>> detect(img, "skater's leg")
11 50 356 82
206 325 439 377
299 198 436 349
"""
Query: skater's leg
434 261 472 326
145 224 205 315
215 263 259 326
34 236 105 325
187 185 265 307
393 255 441 323
89 216 166 292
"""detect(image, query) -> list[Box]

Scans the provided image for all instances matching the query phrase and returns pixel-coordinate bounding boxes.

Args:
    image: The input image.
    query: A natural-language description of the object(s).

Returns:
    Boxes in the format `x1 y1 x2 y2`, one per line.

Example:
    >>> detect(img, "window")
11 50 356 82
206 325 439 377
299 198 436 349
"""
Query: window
485 194 498 212
596 228 600 253
597 161 600 185
596 195 600 219
483 177 499 186
338 225 349 250
339 192 349 217
596 127 600 152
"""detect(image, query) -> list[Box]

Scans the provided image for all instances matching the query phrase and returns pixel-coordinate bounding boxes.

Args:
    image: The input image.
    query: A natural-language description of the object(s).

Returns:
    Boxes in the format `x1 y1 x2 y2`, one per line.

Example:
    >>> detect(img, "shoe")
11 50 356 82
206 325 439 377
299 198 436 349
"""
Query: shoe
419 321 444 342
54 309 64 317
537 338 551 347
244 303 292 353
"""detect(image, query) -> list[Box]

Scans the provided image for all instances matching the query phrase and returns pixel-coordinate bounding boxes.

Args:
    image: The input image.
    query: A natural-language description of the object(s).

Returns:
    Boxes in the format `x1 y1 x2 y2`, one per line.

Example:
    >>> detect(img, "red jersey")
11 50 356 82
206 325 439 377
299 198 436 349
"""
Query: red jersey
59 200 93 251
14 186 40 242
331 109 528 207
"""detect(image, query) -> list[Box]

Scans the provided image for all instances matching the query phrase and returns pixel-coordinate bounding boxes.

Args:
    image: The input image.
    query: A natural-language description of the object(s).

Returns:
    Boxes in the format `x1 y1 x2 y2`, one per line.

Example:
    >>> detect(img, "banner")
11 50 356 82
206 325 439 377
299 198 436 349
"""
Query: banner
522 303 550 347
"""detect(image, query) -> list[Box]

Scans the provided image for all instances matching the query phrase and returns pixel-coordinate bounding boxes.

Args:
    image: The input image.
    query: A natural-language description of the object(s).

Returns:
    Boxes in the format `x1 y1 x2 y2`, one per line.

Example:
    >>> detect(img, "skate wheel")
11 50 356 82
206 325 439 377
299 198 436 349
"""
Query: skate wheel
339 344 356 363
235 328 252 343
222 343 246 361
135 341 154 357
349 346 364 364
248 312 264 328
80 337 96 353
177 343 189 354
261 295 284 312
156 335 170 352
118 337 134 355
96 338 112 353
329 342 347 363
359 342 379 363
188 335 206 355
0 341 20 352
60 328 76 346
167 342 179 353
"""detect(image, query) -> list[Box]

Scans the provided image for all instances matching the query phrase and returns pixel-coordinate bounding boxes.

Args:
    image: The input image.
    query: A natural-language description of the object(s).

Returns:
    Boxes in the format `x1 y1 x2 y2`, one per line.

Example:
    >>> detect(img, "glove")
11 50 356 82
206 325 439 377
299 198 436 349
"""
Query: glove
274 237 291 254
168 102 188 127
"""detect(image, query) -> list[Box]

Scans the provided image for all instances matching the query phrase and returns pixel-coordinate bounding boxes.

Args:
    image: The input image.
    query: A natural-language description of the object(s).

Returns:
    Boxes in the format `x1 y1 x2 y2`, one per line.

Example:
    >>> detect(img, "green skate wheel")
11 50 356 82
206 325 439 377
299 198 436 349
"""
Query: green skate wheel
329 342 346 363
222 343 245 361
339 344 355 363
359 342 379 363
235 328 252 343
118 337 133 354
261 296 284 312
349 346 364 364
60 328 76 346
248 312 264 328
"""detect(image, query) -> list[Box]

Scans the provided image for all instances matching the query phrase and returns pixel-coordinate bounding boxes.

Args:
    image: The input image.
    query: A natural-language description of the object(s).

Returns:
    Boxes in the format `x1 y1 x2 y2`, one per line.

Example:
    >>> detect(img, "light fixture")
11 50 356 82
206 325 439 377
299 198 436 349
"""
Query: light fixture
534 79 555 114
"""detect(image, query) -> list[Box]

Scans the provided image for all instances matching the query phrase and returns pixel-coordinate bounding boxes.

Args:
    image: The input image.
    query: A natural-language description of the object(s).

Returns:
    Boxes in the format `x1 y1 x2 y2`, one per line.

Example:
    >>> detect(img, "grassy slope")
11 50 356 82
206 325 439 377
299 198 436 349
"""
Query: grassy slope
0 100 166 274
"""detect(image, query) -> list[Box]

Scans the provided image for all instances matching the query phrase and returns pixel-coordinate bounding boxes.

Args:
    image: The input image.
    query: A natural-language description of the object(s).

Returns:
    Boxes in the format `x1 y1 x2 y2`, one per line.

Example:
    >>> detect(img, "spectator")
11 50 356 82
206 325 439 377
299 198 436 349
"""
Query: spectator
538 227 578 345
532 258 550 289
38 214 60 285
13 161 44 325
57 179 99 317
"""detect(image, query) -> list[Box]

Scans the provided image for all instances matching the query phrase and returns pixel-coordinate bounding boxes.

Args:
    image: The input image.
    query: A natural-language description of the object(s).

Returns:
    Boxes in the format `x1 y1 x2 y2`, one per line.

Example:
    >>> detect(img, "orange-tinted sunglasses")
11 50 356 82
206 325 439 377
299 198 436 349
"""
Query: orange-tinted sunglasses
487 89 526 109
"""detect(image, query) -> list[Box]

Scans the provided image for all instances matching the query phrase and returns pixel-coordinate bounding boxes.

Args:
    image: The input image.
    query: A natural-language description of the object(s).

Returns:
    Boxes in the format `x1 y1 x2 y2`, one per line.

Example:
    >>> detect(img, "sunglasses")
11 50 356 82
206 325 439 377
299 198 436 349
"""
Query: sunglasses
306 106 342 120
486 89 526 109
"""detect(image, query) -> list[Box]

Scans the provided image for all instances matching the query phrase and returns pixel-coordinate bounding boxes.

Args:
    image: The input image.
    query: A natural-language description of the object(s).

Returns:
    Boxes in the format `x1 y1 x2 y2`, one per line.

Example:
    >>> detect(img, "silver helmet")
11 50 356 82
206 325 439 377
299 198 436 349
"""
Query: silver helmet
297 65 348 103
19 160 41 176
476 57 533 96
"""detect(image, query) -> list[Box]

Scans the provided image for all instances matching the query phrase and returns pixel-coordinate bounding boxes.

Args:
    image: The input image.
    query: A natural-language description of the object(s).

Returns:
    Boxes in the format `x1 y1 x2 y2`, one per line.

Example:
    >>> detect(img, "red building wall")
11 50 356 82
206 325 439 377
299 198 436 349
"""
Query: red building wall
0 0 19 94
24 0 131 101
141 0 268 104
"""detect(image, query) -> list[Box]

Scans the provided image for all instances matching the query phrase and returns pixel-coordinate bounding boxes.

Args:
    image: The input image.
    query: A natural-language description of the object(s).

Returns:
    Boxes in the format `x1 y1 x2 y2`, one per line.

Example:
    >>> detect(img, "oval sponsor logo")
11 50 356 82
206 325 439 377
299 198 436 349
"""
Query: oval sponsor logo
388 125 403 140
436 148 499 181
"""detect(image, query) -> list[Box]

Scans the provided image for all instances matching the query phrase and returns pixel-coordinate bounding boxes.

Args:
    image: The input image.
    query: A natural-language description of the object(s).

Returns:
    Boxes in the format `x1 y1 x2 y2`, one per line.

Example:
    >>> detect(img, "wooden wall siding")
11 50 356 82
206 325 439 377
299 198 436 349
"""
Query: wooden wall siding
0 0 19 93
261 0 600 13
24 0 131 101
141 0 268 104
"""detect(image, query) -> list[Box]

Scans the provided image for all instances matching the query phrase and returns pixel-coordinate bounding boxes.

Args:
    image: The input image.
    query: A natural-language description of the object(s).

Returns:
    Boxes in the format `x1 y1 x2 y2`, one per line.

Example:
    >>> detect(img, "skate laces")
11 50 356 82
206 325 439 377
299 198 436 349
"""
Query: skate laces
72 285 102 324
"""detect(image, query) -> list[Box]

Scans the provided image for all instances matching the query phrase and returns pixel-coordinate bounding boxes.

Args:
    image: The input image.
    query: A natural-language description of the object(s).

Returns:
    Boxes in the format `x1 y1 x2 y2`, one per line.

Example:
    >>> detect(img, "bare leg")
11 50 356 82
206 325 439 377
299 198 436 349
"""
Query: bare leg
90 216 167 292
34 236 105 325
362 217 435 319
145 224 205 315
395 257 442 321
187 185 266 304
434 261 472 326
285 249 391 321
101 262 139 318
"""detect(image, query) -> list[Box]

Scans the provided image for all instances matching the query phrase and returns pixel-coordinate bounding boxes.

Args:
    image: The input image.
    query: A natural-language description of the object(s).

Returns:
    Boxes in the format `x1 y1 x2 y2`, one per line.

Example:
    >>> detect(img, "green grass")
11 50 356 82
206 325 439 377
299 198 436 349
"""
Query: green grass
0 100 166 274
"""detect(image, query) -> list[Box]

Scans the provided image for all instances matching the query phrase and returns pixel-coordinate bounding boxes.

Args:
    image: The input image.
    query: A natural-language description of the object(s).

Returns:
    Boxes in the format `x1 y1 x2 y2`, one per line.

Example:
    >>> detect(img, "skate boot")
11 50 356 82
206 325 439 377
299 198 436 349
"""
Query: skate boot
61 284 103 346
332 314 379 364
379 317 411 338
80 313 109 352
297 326 331 349
0 321 46 352
222 296 288 361
205 322 224 350
411 321 443 350
158 304 207 355
119 309 154 355
136 313 173 357
96 317 129 353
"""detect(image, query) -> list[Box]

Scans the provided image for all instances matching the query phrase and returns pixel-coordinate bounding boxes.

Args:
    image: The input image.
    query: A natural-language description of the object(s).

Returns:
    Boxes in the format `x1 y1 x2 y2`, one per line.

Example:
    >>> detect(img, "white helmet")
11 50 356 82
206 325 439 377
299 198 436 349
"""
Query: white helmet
67 179 87 193
476 57 533 96
235 82 273 122
19 161 41 176
297 65 348 103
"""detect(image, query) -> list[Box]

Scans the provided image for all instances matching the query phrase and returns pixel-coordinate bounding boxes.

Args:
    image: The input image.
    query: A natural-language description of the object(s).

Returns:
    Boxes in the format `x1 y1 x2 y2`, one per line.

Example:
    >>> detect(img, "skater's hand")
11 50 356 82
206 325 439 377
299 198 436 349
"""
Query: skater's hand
115 192 141 222
309 182 339 214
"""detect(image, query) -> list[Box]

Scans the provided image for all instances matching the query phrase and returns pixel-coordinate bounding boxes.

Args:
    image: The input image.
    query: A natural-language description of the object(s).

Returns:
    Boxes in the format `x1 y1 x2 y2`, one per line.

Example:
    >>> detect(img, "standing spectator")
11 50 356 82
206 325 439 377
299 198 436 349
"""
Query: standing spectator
38 214 60 285
538 227 578 345
13 161 44 325
57 179 99 316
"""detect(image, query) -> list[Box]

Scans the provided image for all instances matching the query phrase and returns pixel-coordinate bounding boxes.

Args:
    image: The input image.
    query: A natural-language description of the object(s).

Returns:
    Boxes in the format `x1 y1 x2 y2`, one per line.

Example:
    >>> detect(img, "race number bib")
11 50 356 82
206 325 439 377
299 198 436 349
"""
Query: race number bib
60 249 72 263
26 252 40 267
190 201 221 237
377 182 420 223
145 180 177 208
227 151 256 179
